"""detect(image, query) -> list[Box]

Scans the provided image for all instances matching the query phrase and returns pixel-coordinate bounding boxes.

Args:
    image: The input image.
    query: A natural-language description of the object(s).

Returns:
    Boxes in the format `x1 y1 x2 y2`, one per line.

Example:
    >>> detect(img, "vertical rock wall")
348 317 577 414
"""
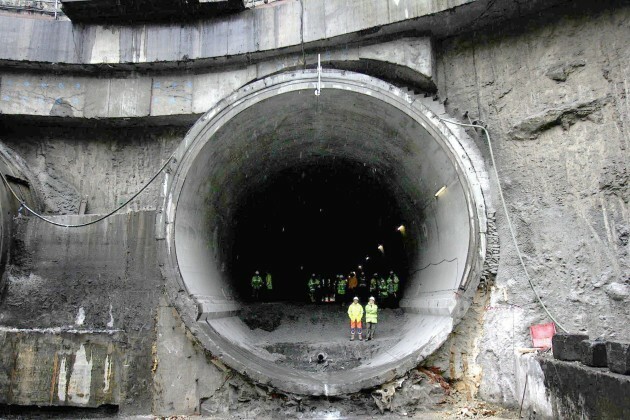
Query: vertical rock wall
435 4 629 405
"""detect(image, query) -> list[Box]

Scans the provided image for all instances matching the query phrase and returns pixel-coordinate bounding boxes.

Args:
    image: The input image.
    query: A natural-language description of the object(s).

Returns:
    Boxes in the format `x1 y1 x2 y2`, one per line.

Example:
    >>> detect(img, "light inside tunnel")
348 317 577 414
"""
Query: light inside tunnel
159 70 486 396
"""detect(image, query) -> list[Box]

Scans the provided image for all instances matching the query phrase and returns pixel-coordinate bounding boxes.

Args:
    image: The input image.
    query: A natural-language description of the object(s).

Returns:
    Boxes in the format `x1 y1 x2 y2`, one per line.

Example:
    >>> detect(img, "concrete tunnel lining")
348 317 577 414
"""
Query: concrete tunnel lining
156 70 487 395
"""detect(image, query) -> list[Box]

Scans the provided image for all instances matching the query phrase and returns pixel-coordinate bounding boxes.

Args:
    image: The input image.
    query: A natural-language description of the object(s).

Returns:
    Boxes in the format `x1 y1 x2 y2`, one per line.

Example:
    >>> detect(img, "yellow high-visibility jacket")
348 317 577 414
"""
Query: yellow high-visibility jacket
347 302 364 321
365 303 378 323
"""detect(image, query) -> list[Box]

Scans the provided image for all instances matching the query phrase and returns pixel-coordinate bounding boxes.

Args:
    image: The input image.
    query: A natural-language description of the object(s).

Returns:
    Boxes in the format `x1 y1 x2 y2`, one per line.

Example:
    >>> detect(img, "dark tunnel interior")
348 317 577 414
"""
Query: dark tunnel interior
227 159 411 301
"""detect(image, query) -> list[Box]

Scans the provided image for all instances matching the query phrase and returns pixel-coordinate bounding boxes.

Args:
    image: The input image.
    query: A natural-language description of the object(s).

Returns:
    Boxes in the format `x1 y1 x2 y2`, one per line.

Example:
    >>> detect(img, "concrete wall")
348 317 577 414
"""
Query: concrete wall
0 126 183 214
0 38 435 121
0 0 471 66
0 212 161 413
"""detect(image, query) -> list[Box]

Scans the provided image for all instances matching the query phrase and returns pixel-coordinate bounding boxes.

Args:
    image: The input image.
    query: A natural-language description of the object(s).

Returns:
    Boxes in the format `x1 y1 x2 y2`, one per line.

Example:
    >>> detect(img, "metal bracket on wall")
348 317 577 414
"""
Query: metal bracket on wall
78 196 88 215
315 54 322 96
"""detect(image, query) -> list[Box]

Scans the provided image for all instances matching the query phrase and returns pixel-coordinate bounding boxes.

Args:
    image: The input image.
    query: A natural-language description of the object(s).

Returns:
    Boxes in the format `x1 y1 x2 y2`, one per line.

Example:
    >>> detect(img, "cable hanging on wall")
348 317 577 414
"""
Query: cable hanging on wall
0 154 175 228
439 117 570 334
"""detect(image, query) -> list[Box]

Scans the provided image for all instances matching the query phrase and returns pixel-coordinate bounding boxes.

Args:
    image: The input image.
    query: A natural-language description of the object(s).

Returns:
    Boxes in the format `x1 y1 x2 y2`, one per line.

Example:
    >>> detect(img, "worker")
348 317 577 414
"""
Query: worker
307 274 318 303
348 272 358 295
385 274 393 307
347 296 364 341
378 276 388 307
337 274 347 304
358 272 368 300
369 273 378 294
387 270 400 306
251 271 263 300
314 275 323 304
265 272 273 299
365 296 378 340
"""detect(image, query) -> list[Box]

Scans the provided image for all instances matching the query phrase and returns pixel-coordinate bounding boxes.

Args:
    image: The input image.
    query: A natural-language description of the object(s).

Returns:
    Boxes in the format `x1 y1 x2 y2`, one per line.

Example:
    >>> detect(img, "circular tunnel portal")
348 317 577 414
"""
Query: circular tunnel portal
157 70 488 395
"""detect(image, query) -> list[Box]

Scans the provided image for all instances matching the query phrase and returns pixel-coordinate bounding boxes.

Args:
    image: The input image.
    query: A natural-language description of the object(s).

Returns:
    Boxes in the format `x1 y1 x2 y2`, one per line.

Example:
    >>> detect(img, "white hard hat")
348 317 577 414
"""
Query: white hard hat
369 296 375 301
353 296 359 301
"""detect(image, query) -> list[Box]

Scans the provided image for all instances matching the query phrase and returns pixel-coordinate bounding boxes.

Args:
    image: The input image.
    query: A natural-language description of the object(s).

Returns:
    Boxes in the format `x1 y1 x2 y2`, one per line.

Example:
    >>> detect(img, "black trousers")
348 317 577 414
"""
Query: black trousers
366 321 377 338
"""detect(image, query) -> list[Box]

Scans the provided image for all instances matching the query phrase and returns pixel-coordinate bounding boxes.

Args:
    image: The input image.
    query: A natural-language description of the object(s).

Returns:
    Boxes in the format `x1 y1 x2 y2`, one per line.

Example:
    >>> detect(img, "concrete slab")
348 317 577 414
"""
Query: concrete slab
0 328 124 407
606 342 630 375
580 340 607 368
0 38 435 121
150 77 194 116
552 333 589 361
108 78 152 118
83 78 111 118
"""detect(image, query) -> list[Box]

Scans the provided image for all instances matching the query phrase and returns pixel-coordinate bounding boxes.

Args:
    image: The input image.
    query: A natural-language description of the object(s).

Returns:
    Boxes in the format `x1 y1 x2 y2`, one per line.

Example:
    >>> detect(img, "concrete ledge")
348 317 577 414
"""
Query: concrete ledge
539 358 630 419
0 0 573 70
0 38 435 121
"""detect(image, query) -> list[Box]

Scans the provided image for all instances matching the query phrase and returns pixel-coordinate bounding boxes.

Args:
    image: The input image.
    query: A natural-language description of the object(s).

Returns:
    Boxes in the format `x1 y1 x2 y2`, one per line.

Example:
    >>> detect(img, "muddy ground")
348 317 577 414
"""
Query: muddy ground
239 302 408 372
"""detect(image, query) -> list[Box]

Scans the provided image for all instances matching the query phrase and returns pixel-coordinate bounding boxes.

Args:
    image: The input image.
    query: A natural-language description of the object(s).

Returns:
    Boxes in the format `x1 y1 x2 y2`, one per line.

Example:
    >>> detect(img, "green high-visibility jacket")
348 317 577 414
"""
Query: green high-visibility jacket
370 278 377 291
308 278 317 292
378 280 388 297
386 278 394 293
365 303 378 323
348 302 364 321
337 279 347 295
392 276 400 292
251 275 263 289
266 274 273 290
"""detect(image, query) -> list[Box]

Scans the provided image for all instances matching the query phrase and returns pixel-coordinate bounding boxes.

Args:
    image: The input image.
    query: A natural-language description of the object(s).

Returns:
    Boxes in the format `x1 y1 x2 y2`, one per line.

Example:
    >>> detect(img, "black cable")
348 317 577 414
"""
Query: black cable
0 155 174 228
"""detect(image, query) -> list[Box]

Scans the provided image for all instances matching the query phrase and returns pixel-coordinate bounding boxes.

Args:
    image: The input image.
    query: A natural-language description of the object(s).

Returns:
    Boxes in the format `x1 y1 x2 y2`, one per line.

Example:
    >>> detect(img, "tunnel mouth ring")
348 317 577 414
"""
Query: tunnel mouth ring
157 70 488 396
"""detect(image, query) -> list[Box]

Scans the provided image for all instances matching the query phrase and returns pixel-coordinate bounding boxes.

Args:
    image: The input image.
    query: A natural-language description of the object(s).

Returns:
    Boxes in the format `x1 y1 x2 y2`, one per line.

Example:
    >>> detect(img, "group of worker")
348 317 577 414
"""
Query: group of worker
249 270 387 341
347 296 379 341
307 271 400 307
250 271 273 300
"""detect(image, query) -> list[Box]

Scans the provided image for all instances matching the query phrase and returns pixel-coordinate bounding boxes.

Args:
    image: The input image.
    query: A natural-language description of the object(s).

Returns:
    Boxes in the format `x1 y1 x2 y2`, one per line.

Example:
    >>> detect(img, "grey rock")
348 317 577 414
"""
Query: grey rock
605 282 630 301
606 342 630 375
509 97 609 140
545 59 586 82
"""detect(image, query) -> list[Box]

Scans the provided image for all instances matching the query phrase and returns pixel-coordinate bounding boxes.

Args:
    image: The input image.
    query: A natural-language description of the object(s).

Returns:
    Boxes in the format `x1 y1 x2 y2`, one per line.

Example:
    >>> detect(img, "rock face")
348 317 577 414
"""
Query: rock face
437 1 630 407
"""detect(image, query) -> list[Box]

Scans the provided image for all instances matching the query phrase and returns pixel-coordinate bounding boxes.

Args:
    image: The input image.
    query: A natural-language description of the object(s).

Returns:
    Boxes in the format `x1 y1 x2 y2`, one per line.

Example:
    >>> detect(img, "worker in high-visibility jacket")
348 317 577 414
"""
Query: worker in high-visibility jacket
251 271 263 300
369 274 378 294
337 276 347 303
347 272 358 296
347 296 364 341
387 270 400 306
307 274 318 303
365 296 378 341
265 272 273 300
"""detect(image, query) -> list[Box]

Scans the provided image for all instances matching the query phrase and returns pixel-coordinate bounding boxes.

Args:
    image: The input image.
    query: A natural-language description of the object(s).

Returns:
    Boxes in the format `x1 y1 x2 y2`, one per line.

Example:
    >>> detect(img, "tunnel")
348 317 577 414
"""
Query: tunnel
157 70 488 395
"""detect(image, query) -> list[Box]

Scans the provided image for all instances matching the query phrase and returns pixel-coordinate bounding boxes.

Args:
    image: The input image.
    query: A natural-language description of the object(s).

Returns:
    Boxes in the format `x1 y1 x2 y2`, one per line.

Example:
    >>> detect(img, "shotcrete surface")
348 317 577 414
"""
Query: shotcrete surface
434 2 630 408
